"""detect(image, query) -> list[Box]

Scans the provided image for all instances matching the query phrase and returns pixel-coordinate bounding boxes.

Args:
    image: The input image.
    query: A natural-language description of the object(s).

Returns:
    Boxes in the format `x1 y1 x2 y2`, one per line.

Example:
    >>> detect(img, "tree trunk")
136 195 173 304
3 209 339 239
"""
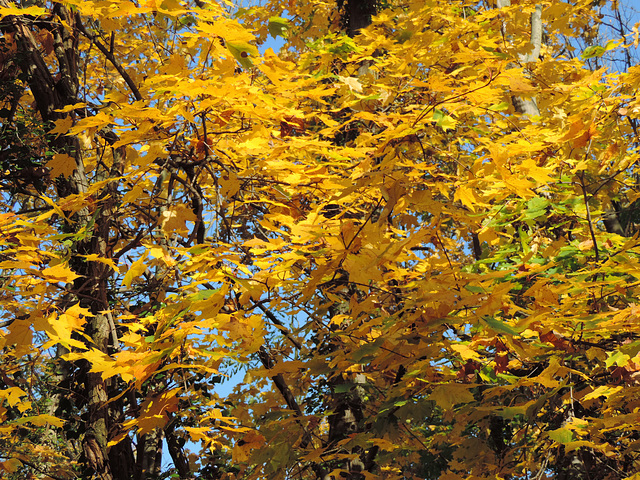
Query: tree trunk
0 3 136 478
497 0 542 117
340 0 377 37
136 429 164 480
315 3 382 478
165 418 192 479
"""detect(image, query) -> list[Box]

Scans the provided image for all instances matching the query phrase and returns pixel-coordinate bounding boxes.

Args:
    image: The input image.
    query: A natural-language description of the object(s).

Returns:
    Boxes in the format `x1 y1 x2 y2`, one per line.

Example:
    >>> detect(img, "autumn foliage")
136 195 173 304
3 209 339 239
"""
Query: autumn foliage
1 0 640 479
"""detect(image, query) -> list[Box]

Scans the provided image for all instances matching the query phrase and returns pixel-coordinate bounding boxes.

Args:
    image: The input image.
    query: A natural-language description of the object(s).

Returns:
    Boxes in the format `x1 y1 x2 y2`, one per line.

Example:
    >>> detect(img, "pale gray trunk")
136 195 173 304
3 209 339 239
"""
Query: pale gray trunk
497 0 542 117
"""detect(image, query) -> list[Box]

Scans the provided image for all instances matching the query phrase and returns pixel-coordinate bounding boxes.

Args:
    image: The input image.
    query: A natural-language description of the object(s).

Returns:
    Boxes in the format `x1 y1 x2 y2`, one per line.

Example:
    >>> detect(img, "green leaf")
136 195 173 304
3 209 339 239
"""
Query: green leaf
268 17 289 39
604 39 623 52
227 41 259 69
465 285 485 293
395 29 413 43
548 428 573 444
523 197 549 220
178 15 196 27
498 405 527 419
333 383 355 393
188 245 208 255
352 338 383 362
479 365 498 382
481 316 520 336
582 45 605 59
519 226 530 253
191 289 220 301
488 101 510 112
433 109 456 131
605 350 630 368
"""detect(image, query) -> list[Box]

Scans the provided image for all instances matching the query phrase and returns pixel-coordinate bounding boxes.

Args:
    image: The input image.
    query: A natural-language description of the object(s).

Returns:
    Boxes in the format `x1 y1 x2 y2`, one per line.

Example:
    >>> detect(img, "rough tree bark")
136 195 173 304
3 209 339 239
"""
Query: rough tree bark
338 0 378 37
316 2 381 479
0 3 137 479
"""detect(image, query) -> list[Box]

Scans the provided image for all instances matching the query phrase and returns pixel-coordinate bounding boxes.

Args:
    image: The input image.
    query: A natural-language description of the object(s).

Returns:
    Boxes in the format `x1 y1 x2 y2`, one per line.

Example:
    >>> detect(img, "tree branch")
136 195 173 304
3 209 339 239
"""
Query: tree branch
164 417 191 479
76 19 143 102
257 346 313 448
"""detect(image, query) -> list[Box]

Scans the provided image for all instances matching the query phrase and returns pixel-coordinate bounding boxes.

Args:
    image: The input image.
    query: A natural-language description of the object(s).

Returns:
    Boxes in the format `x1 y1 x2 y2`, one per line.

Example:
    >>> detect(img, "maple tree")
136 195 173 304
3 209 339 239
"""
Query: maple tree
1 0 640 479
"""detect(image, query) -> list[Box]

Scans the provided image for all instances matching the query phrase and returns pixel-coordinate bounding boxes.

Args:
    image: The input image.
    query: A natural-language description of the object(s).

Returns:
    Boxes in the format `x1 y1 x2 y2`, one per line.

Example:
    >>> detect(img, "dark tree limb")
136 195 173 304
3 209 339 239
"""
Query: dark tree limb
258 346 313 448
164 417 191 479
76 18 143 102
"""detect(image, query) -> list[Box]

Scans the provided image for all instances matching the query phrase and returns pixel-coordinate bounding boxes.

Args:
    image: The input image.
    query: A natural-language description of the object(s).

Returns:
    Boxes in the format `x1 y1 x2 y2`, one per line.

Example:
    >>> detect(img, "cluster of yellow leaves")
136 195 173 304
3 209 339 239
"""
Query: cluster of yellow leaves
2 0 640 478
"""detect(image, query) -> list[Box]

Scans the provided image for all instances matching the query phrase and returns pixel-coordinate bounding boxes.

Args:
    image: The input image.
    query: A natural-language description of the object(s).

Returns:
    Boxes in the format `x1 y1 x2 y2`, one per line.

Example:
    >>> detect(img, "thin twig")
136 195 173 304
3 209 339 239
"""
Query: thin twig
577 171 599 262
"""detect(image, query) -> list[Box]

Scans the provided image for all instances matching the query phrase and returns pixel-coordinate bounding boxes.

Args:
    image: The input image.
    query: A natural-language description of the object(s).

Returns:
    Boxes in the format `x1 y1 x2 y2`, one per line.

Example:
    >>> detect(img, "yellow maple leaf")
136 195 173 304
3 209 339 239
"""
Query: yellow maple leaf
43 305 91 349
37 195 71 223
56 303 88 332
451 344 481 361
454 183 479 212
134 389 180 435
111 350 162 385
161 205 197 235
122 252 149 288
0 458 21 473
582 385 622 402
232 444 250 463
0 3 47 16
49 116 73 136
0 387 27 407
81 254 118 270
5 319 33 355
41 263 80 283
429 384 475 411
17 414 64 427
46 153 76 179
135 414 167 435
147 246 175 266
67 111 111 136
509 75 537 94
